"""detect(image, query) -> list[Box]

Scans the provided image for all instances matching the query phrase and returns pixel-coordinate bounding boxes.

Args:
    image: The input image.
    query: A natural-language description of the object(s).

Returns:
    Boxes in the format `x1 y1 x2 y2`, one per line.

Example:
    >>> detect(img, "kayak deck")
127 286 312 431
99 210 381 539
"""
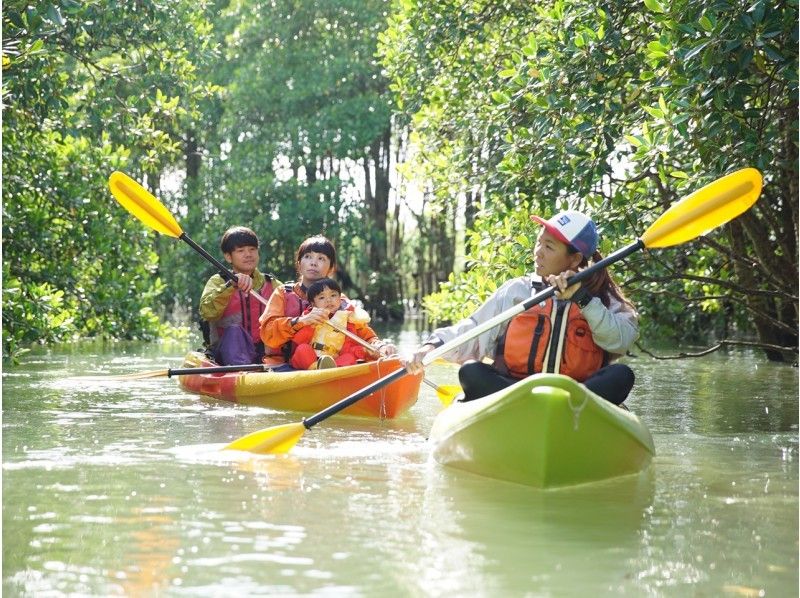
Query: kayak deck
429 373 655 488
177 352 422 418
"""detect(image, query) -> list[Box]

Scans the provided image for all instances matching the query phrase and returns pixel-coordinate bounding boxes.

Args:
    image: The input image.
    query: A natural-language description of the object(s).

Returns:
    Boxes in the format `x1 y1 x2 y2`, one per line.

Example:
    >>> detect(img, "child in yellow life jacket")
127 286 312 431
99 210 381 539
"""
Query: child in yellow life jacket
407 210 639 406
290 278 389 370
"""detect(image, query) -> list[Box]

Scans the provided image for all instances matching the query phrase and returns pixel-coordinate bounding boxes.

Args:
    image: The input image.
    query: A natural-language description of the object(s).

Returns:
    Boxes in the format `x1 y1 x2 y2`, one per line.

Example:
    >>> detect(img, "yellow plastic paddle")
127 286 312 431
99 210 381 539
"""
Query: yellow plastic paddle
422 378 462 406
108 171 270 307
224 167 763 454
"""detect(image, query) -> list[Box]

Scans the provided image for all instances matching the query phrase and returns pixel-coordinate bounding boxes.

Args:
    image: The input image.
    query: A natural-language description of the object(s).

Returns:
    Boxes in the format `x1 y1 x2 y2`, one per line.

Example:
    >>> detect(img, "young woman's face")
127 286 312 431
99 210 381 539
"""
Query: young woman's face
311 287 341 313
297 251 333 284
533 230 582 277
224 245 259 275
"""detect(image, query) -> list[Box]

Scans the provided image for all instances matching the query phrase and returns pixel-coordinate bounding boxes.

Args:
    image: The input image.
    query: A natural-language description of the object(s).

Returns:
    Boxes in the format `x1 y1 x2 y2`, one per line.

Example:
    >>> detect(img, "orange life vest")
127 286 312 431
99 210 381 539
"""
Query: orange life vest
283 283 310 318
495 288 606 382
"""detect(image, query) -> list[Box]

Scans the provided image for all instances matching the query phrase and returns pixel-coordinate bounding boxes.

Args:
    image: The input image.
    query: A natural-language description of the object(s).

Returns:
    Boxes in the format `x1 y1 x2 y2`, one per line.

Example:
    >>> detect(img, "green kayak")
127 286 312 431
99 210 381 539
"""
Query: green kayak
429 373 655 489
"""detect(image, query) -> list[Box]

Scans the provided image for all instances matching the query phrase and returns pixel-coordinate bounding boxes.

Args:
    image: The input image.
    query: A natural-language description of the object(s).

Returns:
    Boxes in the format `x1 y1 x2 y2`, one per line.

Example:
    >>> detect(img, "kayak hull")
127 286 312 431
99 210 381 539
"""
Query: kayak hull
429 373 655 488
177 352 421 418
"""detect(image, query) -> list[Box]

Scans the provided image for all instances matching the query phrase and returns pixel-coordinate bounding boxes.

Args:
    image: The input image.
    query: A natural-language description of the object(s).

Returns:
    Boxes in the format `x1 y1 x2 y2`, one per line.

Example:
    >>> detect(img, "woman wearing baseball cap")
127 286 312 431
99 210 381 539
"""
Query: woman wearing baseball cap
407 210 638 405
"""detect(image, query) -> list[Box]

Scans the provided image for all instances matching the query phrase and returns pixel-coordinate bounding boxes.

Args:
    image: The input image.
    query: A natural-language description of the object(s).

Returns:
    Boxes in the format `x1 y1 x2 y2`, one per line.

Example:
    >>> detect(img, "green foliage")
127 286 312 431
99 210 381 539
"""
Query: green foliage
2 0 218 359
5 0 795 361
424 204 533 321
155 0 400 319
382 0 797 354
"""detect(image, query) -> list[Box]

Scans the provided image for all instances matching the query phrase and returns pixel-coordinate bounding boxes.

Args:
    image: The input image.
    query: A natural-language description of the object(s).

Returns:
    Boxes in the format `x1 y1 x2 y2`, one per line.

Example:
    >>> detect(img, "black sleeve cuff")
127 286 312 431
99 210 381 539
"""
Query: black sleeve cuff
572 288 594 309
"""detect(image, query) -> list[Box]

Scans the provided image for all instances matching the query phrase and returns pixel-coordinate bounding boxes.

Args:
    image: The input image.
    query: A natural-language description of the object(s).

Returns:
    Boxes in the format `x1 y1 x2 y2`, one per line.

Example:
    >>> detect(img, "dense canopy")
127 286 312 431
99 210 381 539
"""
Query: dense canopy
3 0 797 362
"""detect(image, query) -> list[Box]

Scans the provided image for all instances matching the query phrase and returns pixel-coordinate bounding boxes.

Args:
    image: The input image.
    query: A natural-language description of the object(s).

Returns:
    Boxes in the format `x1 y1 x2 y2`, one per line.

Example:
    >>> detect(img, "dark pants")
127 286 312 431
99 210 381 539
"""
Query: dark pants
213 326 265 366
458 361 635 405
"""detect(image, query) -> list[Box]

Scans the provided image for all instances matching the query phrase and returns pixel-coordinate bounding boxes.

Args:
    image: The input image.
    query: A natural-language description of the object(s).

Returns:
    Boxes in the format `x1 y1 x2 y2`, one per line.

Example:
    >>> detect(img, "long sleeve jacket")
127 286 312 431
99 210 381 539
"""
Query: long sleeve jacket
199 270 271 321
259 282 309 350
424 274 638 365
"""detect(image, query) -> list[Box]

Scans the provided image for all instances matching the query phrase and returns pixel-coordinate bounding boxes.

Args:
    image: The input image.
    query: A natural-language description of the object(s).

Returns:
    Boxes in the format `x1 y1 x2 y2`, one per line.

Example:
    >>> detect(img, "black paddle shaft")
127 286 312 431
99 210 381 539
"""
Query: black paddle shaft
168 364 271 377
303 238 646 430
179 232 238 284
517 239 645 312
304 368 407 428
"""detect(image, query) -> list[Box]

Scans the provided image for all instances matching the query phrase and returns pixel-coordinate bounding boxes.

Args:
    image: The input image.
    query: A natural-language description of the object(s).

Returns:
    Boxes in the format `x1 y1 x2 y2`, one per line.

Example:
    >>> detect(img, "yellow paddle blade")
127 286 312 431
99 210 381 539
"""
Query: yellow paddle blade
422 378 462 406
222 422 307 454
108 171 183 238
641 168 762 248
431 358 459 366
436 384 462 406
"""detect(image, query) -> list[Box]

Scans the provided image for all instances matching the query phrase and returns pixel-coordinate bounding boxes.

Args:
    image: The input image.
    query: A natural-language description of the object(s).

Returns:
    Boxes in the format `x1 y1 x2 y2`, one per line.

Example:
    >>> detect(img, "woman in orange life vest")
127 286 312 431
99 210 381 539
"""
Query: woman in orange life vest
290 278 380 370
198 226 279 366
406 210 638 405
260 235 397 368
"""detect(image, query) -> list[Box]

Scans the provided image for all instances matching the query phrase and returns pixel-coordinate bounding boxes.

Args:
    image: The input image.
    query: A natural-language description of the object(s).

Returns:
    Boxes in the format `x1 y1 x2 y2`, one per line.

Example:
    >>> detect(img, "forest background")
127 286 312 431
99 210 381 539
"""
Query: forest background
3 0 797 363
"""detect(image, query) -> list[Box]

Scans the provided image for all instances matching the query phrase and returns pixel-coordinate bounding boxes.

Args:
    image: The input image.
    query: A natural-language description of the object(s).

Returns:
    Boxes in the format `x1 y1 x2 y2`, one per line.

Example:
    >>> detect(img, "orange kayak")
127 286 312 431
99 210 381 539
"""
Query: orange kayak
177 352 421 418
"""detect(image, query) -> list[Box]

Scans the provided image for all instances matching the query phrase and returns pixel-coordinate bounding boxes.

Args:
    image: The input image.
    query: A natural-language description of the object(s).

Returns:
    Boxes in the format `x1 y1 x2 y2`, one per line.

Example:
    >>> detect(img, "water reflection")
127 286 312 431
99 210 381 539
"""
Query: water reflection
3 340 798 596
117 503 180 595
408 466 656 595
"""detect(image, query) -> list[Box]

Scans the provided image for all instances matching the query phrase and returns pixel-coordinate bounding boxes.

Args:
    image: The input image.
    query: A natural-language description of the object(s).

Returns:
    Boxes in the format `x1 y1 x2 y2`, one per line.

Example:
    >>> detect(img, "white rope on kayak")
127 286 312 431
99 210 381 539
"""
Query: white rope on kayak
567 386 589 431
375 356 389 419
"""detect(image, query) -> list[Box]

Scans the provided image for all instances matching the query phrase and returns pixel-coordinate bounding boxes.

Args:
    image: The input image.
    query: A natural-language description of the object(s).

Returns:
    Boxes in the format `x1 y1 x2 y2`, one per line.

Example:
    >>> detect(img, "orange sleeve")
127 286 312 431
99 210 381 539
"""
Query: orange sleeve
260 286 299 349
292 325 315 345
350 322 378 343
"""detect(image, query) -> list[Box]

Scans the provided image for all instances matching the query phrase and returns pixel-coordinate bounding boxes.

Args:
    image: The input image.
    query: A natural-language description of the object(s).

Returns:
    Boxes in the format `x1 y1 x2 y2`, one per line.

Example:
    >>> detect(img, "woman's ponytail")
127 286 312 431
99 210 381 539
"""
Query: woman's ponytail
573 250 634 309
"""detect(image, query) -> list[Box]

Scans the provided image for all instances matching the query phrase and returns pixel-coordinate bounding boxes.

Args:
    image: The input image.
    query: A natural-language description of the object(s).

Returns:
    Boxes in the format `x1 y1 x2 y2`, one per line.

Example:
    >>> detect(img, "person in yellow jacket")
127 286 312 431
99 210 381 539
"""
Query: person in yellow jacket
199 227 279 365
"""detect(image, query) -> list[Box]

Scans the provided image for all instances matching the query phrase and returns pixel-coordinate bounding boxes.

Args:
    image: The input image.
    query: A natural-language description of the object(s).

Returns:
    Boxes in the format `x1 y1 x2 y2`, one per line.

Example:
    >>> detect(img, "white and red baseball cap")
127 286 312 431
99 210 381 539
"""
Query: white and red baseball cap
531 210 598 258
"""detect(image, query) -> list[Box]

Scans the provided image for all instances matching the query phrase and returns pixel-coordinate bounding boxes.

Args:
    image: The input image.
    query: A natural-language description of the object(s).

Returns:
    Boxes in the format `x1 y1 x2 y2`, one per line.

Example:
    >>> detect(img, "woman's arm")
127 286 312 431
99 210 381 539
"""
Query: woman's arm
408 277 533 368
580 297 639 355
260 287 298 349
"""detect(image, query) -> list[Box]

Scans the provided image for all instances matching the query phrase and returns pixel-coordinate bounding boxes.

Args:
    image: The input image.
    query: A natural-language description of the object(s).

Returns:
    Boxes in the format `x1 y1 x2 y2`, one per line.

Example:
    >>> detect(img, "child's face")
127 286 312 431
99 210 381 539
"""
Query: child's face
312 287 341 313
225 245 259 274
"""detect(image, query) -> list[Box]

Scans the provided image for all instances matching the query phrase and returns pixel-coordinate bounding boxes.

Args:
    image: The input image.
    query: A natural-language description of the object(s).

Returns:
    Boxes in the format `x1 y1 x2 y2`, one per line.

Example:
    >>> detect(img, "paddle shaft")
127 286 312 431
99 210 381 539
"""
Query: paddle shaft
168 363 272 377
303 238 645 429
324 320 380 355
422 378 444 392
179 232 270 307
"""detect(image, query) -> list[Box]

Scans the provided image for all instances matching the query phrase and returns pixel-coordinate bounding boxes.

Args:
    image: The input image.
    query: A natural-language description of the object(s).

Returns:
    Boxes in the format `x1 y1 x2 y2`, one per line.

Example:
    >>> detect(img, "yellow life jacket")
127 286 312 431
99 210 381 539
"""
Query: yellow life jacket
310 307 371 357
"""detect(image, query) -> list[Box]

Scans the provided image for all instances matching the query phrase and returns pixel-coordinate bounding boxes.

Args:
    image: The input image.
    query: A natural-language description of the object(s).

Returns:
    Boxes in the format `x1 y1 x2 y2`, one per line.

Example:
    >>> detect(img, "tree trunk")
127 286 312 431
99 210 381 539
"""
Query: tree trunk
731 219 796 362
363 124 399 319
185 129 200 180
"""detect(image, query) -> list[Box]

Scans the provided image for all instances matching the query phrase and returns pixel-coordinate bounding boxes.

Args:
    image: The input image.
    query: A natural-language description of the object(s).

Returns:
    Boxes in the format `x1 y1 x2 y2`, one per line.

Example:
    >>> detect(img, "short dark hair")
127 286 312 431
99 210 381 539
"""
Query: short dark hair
220 226 259 254
295 235 336 270
306 277 341 303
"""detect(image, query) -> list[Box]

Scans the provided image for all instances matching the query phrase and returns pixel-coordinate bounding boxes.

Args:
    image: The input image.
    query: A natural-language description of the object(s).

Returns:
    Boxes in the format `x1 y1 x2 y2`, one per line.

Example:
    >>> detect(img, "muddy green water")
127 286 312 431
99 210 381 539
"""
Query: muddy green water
3 329 798 596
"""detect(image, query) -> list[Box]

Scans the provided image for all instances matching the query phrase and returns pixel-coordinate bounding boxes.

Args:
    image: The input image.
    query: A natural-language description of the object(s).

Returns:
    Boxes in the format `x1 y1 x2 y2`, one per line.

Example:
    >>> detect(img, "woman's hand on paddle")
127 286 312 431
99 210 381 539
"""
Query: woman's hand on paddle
376 342 397 358
547 270 581 300
298 307 330 327
405 344 434 374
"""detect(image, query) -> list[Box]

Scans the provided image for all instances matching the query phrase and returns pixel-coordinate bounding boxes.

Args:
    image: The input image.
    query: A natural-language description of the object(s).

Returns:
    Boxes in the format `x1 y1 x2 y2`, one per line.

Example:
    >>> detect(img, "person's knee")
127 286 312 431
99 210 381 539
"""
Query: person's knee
614 363 635 393
458 361 487 387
